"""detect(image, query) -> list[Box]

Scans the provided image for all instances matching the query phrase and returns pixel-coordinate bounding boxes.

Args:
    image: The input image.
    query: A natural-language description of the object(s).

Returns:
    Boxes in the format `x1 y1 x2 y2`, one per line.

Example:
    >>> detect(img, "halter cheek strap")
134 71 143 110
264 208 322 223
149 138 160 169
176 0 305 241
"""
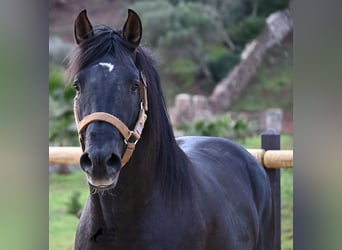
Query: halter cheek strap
73 72 148 167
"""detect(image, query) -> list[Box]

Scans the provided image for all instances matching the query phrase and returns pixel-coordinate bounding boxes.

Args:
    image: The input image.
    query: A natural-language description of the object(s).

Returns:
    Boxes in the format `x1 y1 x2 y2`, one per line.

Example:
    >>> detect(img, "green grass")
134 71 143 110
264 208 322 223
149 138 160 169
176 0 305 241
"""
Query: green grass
49 135 292 249
280 168 293 250
49 171 88 250
237 133 293 150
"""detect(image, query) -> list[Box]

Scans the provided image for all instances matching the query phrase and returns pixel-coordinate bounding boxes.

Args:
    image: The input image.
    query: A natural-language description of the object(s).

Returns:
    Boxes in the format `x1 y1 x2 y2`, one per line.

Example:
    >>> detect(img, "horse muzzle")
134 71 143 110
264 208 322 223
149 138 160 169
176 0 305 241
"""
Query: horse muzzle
78 122 124 189
80 150 122 189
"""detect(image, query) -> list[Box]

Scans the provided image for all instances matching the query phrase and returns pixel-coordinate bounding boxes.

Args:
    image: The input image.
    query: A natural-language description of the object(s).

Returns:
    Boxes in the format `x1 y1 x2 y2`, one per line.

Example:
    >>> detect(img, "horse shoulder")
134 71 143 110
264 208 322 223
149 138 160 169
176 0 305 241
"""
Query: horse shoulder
138 191 207 250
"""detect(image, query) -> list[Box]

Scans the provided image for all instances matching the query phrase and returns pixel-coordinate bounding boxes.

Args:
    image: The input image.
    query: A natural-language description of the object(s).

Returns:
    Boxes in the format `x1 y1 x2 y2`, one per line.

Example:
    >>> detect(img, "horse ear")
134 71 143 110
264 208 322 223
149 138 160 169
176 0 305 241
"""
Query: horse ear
123 9 142 49
74 9 94 45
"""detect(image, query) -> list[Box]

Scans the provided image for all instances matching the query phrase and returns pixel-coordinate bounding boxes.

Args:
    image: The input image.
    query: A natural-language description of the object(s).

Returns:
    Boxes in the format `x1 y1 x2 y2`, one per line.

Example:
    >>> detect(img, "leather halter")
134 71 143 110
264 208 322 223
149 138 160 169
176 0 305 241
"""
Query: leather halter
73 72 148 167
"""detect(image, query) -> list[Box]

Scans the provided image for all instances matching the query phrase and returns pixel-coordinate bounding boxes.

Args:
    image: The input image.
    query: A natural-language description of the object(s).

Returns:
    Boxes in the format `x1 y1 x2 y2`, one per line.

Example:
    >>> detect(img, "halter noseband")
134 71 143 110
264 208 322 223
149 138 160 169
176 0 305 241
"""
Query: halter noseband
74 72 148 167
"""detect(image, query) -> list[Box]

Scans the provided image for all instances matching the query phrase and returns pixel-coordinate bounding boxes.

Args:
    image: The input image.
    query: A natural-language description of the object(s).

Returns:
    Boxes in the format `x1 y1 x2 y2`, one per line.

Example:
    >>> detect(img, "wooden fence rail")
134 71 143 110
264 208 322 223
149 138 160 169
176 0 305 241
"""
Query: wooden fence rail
49 146 293 168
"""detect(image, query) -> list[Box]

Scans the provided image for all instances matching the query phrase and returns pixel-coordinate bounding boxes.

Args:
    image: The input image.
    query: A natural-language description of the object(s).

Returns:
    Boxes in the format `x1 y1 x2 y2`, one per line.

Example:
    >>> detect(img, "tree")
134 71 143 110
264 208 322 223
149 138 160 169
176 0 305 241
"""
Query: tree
130 1 232 85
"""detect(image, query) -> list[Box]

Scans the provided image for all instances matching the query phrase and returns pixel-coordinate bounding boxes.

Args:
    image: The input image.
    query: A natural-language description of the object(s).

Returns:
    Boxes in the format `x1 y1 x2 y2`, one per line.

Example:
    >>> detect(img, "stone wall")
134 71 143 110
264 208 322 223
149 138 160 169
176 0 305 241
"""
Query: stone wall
169 8 292 133
209 8 292 113
170 100 284 134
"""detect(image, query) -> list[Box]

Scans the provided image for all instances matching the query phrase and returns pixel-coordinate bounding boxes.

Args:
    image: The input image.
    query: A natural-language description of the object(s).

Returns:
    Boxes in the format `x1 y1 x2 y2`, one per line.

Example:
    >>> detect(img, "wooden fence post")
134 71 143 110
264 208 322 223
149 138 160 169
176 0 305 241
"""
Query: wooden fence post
261 130 281 250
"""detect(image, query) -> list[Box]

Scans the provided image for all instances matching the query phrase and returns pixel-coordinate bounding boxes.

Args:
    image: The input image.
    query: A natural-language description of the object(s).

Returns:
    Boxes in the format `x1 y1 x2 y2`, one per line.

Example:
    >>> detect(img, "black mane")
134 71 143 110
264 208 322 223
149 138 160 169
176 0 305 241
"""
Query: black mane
67 25 192 200
134 47 193 200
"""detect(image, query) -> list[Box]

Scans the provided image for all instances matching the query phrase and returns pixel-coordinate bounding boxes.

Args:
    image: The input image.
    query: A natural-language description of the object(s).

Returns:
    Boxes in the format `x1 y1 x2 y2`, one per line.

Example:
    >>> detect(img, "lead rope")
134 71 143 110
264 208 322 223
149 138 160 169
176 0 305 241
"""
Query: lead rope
73 72 148 167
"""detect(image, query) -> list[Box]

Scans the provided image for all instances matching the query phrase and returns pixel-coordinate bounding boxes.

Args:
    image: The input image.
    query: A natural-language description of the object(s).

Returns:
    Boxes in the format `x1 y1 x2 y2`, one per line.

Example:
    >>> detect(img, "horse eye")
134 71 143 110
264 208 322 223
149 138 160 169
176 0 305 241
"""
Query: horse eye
131 84 139 93
73 79 80 91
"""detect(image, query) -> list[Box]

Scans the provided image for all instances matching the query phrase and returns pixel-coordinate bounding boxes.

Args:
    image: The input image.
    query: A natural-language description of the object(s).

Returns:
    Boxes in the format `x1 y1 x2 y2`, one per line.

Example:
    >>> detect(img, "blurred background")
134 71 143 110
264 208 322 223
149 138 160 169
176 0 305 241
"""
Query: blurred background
49 0 292 249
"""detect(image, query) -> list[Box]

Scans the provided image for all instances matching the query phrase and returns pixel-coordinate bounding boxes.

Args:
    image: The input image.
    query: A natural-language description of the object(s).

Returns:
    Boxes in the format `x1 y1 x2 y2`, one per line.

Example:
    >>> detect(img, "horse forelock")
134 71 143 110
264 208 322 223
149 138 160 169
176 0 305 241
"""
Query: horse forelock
65 25 134 84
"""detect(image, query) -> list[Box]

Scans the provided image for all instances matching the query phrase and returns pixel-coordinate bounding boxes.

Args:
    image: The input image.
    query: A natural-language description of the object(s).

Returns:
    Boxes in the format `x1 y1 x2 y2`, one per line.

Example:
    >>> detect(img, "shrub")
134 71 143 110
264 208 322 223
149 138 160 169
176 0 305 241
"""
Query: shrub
258 0 289 17
66 191 82 215
229 17 265 49
179 115 256 141
49 64 78 146
208 53 240 82
167 58 200 86
204 44 240 82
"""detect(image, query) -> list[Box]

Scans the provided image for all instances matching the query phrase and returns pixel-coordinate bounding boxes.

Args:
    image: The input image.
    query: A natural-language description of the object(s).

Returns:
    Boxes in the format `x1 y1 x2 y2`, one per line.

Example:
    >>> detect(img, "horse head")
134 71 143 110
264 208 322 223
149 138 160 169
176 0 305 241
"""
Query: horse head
71 10 146 190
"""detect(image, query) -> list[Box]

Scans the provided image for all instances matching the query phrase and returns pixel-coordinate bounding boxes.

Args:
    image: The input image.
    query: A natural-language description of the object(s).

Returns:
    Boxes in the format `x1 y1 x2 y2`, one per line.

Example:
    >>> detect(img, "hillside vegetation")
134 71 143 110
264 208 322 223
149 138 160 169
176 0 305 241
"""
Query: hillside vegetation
230 34 292 114
49 0 291 145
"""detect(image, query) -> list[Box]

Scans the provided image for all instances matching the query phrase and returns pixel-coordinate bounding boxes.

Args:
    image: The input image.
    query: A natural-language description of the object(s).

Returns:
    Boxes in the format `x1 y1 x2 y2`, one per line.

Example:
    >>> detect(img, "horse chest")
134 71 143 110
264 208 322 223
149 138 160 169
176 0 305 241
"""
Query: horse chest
75 222 145 250
76 222 191 250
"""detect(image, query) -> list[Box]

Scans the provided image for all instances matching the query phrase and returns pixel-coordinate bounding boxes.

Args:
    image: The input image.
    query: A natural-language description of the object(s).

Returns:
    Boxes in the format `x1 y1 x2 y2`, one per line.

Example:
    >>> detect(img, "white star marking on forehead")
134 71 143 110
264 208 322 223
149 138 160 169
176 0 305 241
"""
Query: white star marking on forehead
98 62 114 72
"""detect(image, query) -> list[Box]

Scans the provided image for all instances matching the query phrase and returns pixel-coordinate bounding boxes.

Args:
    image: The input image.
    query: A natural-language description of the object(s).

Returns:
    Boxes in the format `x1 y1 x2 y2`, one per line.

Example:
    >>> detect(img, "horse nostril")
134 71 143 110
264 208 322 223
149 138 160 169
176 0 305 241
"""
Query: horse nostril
80 153 92 174
107 154 121 174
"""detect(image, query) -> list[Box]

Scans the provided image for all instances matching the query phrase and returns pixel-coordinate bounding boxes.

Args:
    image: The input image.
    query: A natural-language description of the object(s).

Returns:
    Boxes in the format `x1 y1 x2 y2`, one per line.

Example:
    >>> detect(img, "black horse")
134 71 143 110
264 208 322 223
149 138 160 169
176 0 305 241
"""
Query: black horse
68 9 274 250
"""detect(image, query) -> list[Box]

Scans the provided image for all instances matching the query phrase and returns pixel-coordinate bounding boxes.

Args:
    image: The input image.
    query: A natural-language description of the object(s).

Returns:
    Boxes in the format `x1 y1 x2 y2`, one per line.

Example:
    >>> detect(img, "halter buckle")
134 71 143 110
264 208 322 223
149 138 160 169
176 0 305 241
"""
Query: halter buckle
124 132 139 145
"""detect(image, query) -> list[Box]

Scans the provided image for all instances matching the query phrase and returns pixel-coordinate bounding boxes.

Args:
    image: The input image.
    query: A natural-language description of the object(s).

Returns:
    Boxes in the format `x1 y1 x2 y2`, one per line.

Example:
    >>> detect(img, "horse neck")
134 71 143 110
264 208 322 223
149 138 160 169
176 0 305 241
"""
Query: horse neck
86 139 163 228
135 118 193 202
